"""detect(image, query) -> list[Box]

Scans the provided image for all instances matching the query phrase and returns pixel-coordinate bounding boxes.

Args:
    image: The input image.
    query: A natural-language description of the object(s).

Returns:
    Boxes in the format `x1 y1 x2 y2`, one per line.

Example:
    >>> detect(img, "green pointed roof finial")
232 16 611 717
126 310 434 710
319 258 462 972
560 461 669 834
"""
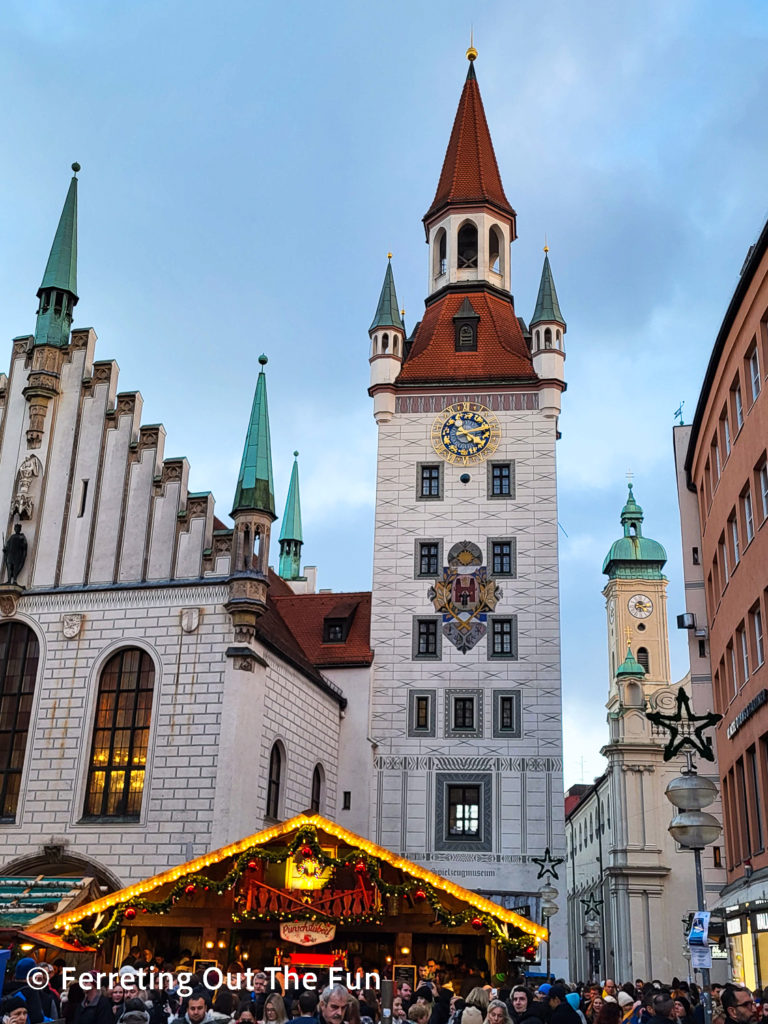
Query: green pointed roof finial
369 256 404 333
40 165 79 299
279 452 303 544
232 356 276 517
34 164 80 347
616 645 646 678
531 249 566 328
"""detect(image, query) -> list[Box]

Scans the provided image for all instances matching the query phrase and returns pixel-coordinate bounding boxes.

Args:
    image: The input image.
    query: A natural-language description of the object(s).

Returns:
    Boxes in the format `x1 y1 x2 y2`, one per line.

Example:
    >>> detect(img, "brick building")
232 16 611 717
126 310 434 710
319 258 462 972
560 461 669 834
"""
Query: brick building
676 214 768 986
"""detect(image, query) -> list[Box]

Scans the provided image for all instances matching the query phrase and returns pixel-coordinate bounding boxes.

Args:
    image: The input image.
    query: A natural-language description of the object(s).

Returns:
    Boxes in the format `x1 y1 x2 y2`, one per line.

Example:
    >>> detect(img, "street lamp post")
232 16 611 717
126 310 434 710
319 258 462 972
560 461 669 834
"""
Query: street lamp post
539 882 559 981
665 755 721 1024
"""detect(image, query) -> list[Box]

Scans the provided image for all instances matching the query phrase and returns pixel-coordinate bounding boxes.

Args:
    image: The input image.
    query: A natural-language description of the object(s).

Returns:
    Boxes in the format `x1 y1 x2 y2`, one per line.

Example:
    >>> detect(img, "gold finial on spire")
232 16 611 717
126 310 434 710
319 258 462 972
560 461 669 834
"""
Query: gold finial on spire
543 232 549 254
466 26 478 62
387 252 393 260
400 308 405 317
624 626 633 647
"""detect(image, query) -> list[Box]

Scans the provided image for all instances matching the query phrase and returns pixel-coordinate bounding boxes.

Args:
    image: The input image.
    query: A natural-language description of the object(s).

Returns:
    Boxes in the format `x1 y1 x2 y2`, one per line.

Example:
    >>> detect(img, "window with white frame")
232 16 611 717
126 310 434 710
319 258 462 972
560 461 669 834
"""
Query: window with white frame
760 464 768 520
753 607 764 668
745 489 755 544
731 516 741 565
720 538 729 586
740 627 750 684
735 383 744 429
750 347 761 402
723 412 731 456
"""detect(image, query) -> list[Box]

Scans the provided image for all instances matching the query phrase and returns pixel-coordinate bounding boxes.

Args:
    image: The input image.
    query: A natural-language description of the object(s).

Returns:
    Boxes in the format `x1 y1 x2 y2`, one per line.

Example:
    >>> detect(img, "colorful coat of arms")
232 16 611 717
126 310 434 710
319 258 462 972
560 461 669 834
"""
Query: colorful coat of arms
427 541 502 653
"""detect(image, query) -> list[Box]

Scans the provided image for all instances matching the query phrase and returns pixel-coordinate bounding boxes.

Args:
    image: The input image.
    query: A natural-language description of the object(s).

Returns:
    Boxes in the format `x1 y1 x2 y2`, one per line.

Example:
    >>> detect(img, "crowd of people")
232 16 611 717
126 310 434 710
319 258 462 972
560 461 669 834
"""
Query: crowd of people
0 950 764 1024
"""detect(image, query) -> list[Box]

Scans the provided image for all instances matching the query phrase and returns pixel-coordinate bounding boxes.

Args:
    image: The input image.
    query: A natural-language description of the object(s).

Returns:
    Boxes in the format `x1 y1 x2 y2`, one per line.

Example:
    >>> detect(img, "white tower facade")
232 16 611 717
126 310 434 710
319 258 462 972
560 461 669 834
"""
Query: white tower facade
367 55 568 974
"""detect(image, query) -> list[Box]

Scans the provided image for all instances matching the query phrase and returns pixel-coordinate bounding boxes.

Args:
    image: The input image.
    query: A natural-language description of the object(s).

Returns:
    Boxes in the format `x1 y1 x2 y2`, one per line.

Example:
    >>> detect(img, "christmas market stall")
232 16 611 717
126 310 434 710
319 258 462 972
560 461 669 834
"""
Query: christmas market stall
39 814 546 974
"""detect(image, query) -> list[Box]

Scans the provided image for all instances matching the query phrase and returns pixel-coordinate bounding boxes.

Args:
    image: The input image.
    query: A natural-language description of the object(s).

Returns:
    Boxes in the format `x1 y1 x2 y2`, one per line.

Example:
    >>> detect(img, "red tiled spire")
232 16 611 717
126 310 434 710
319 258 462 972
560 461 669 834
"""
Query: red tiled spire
424 62 515 224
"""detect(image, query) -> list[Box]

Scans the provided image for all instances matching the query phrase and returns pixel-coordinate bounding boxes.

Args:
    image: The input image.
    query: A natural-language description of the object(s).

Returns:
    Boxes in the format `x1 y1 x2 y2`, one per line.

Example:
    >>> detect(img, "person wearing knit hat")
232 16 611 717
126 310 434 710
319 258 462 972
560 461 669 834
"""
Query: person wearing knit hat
2 997 28 1024
548 986 579 1024
462 1009 483 1024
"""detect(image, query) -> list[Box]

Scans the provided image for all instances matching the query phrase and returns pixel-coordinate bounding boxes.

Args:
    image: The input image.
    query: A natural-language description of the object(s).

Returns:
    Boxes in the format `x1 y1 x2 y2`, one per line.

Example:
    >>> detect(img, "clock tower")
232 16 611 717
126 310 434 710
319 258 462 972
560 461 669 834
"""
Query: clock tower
602 483 671 698
365 49 568 974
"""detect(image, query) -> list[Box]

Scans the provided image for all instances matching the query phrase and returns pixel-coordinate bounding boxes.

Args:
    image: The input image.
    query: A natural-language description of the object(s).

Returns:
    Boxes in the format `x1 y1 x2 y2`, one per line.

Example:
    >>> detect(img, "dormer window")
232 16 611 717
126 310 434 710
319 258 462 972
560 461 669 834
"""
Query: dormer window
324 619 346 643
453 297 479 352
322 599 359 644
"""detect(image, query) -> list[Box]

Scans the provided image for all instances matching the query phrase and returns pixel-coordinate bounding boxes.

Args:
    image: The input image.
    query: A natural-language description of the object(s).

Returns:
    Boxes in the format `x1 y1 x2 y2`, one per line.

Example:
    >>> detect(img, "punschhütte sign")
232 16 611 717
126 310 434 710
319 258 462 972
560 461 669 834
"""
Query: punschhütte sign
726 688 768 739
279 921 337 946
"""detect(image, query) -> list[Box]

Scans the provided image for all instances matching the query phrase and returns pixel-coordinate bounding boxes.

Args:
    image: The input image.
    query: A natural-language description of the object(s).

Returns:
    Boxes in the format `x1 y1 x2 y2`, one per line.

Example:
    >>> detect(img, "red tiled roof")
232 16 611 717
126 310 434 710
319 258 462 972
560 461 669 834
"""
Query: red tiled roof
272 591 373 668
425 65 515 223
397 290 535 385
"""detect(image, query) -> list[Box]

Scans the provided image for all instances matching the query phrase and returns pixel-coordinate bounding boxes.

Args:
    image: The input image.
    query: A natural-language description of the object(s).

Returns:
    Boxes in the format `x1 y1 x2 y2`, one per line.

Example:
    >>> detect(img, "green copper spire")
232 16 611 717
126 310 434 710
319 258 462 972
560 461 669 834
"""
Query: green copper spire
278 452 304 580
602 483 668 579
232 355 276 517
616 645 646 678
531 251 565 327
369 257 404 333
34 164 80 347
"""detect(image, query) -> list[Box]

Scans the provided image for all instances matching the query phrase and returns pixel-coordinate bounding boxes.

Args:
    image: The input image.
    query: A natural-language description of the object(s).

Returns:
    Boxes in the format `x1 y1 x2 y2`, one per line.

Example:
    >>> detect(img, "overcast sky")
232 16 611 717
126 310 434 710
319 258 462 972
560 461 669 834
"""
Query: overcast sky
2 0 768 788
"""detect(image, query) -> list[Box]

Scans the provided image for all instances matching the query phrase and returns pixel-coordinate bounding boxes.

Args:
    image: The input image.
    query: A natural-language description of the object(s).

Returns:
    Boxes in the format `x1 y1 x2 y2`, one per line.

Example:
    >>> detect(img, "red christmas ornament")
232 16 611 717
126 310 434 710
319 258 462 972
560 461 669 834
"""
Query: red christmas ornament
471 916 483 930
524 944 536 961
413 889 426 901
248 860 258 869
354 860 366 874
141 908 148 914
124 907 136 920
301 845 312 856
185 884 196 895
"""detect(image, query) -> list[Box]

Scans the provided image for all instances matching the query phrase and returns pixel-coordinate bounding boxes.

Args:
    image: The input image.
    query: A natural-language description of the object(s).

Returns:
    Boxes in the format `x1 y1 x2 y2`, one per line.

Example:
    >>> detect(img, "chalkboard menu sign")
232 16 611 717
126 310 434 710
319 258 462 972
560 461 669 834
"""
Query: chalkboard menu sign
394 965 417 989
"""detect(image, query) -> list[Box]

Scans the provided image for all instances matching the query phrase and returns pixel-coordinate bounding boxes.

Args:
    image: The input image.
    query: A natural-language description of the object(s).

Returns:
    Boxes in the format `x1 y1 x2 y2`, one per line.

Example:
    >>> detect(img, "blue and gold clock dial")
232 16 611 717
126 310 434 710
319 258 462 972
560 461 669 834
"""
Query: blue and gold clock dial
431 402 501 465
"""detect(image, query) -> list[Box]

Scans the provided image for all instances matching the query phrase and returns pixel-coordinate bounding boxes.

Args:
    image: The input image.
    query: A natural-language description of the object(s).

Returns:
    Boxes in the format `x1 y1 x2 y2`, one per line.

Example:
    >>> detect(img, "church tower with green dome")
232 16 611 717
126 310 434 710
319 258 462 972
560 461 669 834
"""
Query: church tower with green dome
602 483 672 692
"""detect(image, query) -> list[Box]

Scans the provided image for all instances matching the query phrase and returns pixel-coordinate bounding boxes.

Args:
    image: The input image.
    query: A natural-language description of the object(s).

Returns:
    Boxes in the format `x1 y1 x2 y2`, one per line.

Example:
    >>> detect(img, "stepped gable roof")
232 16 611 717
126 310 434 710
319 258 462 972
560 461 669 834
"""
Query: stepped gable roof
272 590 373 668
397 290 535 385
424 62 515 224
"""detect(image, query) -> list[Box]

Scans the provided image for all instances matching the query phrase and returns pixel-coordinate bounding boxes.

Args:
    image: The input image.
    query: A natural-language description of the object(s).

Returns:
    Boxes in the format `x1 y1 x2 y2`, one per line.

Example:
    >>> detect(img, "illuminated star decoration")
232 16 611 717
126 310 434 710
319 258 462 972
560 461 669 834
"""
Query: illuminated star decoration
580 892 603 918
646 686 722 762
532 847 565 880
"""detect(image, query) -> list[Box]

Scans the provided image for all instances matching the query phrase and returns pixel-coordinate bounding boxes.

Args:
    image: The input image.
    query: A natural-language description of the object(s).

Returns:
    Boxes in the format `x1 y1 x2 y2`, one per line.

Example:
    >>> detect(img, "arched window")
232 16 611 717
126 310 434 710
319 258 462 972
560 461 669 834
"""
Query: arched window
267 742 283 819
489 226 503 274
535 330 540 347
382 333 389 352
637 647 650 673
84 647 154 819
556 329 562 348
544 327 553 349
0 623 39 820
435 228 447 276
310 764 324 813
589 812 593 842
457 222 478 269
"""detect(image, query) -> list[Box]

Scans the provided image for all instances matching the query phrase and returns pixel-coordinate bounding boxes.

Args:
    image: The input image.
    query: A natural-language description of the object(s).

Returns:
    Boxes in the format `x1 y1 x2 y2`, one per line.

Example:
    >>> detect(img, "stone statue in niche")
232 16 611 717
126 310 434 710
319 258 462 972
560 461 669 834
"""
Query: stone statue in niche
10 454 41 519
3 525 28 585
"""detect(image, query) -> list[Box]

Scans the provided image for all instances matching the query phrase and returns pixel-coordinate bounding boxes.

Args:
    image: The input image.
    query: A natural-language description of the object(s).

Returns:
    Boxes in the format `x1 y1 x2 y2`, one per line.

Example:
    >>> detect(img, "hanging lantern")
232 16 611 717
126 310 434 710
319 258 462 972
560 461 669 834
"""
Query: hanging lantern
354 860 366 874
248 860 258 869
124 907 136 920
471 916 483 930
185 884 196 895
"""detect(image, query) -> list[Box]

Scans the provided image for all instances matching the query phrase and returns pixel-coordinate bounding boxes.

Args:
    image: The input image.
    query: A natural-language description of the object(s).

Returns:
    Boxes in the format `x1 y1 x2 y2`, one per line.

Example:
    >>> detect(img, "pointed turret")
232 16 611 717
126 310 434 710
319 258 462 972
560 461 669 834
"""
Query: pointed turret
368 256 405 425
616 645 646 679
278 452 303 580
422 50 517 299
225 355 277 640
531 252 566 329
34 164 80 348
531 248 567 419
232 355 275 518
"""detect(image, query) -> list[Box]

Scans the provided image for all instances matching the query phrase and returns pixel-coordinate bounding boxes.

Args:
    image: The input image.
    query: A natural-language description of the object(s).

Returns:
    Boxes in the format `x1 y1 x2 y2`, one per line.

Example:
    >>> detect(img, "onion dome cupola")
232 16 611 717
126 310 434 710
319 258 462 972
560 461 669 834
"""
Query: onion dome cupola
616 644 646 679
278 451 304 581
34 164 80 348
368 255 405 425
602 484 668 580
530 247 567 418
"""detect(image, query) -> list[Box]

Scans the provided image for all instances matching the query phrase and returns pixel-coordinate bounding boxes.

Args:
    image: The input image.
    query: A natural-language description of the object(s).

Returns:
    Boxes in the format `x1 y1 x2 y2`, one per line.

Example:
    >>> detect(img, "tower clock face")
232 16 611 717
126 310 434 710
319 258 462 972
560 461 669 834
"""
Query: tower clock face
431 402 501 465
628 594 653 619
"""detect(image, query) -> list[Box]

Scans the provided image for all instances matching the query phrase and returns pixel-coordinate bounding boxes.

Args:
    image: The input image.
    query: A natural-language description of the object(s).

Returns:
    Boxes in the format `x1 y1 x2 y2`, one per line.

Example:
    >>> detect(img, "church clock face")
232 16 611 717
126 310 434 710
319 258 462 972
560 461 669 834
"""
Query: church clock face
628 593 653 619
431 402 501 465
